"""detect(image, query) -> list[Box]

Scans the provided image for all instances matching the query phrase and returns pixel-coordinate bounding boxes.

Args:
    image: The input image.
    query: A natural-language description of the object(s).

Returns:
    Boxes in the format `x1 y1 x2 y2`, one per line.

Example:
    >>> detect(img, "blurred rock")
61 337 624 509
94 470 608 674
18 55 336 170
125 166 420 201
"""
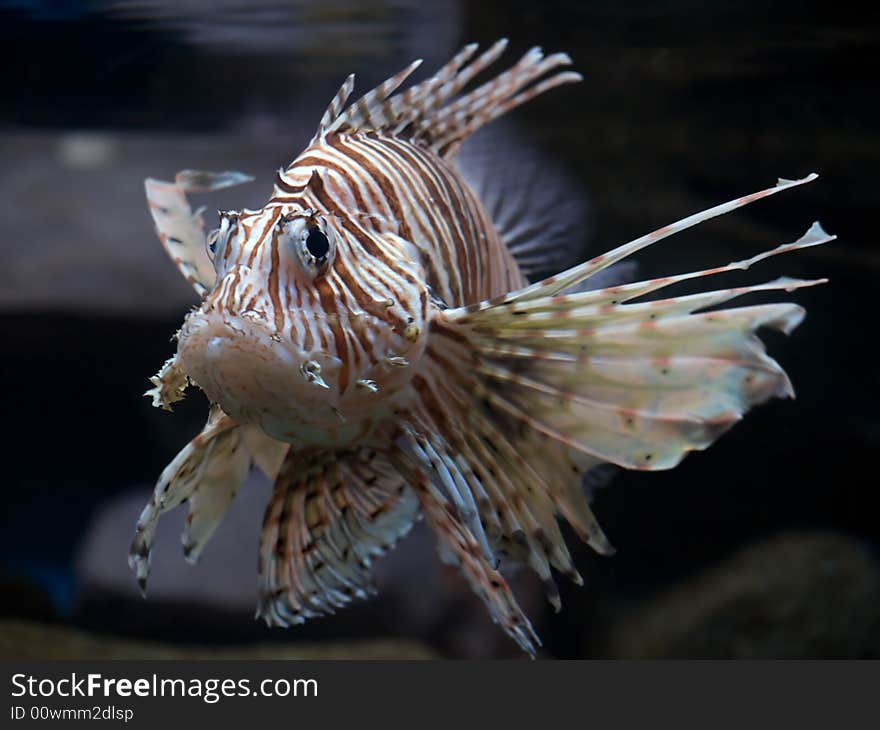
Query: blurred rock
76 475 271 610
604 531 880 658
0 619 436 659
56 133 120 170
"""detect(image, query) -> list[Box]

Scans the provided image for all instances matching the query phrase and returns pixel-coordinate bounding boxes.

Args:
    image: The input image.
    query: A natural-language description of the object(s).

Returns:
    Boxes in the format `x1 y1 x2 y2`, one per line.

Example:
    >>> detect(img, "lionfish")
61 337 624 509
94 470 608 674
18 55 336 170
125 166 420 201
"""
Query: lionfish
131 40 832 654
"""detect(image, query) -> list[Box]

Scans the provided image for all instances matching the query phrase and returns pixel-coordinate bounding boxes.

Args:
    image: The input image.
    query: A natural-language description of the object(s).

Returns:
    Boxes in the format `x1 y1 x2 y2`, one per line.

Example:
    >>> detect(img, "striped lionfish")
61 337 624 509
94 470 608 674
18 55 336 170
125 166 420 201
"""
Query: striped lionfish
131 40 832 654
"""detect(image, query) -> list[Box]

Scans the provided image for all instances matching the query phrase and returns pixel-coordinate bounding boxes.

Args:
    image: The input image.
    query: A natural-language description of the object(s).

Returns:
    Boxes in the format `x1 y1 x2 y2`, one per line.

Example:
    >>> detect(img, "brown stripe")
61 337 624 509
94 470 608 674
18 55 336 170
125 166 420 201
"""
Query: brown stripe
274 169 308 195
422 150 481 300
268 227 285 334
326 137 414 243
224 266 241 313
316 274 350 392
300 154 382 220
329 270 377 364
429 318 472 347
352 136 446 291
306 175 420 292
247 207 282 270
381 138 469 303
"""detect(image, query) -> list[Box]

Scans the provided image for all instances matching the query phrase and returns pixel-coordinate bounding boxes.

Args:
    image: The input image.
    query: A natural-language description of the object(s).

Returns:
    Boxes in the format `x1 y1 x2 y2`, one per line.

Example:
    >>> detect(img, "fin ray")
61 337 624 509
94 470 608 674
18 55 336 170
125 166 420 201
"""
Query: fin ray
256 447 419 626
129 408 246 590
311 40 579 158
461 177 826 313
394 437 542 654
440 206 832 470
144 170 253 297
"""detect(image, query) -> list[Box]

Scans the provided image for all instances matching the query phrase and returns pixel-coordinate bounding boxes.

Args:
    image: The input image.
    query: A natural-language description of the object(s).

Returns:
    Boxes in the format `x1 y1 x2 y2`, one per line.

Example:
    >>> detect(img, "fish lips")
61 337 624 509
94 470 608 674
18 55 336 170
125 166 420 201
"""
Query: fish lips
178 310 343 422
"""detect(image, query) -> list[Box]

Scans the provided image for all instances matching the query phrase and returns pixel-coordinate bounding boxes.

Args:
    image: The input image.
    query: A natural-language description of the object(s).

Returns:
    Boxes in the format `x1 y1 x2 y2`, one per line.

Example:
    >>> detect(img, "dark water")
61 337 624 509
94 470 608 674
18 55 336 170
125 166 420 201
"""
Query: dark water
1 1 877 658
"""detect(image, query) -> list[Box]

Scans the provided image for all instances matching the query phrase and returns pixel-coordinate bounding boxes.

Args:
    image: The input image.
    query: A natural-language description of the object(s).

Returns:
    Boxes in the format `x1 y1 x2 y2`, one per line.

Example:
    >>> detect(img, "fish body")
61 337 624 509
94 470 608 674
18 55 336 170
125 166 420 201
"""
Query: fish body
133 40 832 654
179 130 521 448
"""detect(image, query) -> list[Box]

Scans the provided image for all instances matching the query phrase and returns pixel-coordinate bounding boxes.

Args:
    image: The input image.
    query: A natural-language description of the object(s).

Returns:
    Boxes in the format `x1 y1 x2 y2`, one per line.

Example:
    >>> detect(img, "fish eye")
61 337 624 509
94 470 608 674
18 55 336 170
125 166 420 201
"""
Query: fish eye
306 227 330 260
279 214 335 276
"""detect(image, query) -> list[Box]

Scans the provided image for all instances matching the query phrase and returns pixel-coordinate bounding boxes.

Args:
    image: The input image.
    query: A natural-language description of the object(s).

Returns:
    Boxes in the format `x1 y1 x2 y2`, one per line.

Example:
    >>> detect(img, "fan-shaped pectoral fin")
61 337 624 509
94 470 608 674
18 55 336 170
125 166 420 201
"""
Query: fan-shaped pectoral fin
256 446 419 626
129 407 251 592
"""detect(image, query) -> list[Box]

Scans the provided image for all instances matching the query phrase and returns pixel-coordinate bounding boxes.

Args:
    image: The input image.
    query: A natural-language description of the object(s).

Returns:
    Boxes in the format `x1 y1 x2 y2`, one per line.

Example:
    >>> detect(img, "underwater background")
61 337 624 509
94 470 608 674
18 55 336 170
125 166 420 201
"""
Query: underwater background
1 0 877 658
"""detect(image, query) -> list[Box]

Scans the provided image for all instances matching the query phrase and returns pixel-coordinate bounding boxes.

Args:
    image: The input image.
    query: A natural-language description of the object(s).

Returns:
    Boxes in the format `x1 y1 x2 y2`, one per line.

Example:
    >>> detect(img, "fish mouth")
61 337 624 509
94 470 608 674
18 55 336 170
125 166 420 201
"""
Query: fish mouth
177 309 343 435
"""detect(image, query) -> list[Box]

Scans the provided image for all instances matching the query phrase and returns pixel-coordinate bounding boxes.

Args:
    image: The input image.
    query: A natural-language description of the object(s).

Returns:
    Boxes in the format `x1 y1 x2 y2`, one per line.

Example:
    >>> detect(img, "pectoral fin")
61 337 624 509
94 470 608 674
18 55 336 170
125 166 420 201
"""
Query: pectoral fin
257 446 419 626
129 407 250 592
144 169 253 296
442 220 831 471
393 429 544 655
407 179 831 652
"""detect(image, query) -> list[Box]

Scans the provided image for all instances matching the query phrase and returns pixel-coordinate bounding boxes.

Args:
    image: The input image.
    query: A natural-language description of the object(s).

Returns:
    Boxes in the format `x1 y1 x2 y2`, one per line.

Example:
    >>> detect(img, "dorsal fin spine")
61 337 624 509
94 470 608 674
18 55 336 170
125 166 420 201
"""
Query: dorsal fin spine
308 40 580 158
314 74 355 143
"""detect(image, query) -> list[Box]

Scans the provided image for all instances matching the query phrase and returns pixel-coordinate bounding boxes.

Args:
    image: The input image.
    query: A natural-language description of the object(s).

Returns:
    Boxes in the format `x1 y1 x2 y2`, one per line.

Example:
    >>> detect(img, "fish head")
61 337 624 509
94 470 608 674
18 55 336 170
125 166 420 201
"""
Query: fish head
176 200 429 447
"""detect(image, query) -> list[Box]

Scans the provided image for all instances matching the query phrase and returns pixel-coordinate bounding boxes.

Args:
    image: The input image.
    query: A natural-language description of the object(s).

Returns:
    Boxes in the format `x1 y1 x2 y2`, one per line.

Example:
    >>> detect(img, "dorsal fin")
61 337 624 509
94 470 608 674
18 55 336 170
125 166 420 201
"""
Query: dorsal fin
315 73 355 139
312 40 581 159
324 60 423 137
